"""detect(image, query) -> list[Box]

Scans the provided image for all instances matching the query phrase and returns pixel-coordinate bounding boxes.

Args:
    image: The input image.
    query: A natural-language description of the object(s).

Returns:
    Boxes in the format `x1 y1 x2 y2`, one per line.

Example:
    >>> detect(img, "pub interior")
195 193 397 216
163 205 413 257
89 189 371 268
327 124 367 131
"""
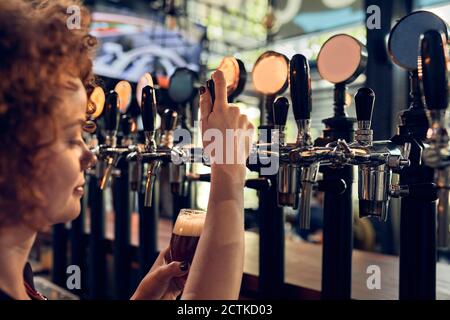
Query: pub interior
1 0 450 301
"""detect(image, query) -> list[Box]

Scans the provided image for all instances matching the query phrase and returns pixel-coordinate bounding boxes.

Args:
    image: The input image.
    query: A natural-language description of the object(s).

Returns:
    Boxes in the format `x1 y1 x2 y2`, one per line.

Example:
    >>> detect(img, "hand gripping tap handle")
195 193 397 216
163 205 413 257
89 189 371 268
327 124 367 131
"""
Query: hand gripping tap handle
420 30 448 111
290 54 312 121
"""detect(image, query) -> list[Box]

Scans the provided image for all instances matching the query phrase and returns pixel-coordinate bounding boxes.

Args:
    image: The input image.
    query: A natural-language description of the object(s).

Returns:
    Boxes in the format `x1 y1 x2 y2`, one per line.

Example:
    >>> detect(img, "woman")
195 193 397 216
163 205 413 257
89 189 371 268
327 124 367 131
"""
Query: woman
0 0 253 300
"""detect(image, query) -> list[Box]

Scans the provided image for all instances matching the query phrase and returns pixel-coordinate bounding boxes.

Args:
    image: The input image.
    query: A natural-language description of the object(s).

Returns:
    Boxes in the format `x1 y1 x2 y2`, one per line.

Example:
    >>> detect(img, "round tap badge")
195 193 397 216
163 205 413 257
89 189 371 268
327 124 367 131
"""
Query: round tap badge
88 86 105 120
114 80 132 113
136 73 155 107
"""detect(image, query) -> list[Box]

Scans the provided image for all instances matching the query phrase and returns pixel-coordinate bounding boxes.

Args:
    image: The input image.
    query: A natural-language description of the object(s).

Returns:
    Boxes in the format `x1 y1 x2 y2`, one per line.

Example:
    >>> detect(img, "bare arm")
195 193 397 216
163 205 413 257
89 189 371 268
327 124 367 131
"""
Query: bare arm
182 70 253 299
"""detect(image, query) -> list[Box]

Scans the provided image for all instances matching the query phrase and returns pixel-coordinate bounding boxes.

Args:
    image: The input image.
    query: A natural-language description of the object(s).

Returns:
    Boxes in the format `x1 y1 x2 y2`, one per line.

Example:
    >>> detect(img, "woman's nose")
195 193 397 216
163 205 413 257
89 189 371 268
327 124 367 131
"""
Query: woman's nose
81 142 97 170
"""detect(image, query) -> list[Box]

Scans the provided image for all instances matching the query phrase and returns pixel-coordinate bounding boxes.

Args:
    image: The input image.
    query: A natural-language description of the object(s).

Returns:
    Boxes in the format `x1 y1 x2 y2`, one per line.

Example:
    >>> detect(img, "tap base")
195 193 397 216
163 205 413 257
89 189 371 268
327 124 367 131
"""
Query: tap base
277 193 299 209
359 199 388 221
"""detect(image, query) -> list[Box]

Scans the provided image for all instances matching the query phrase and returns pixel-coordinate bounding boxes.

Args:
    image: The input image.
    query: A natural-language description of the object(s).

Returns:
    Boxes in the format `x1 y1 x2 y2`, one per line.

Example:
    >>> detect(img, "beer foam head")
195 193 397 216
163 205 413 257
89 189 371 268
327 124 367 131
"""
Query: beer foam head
173 209 206 237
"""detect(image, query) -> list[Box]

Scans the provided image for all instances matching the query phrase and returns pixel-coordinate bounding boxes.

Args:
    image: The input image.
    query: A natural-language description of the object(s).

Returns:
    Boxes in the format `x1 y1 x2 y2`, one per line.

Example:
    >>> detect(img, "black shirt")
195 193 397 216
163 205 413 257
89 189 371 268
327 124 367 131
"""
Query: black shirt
0 263 46 300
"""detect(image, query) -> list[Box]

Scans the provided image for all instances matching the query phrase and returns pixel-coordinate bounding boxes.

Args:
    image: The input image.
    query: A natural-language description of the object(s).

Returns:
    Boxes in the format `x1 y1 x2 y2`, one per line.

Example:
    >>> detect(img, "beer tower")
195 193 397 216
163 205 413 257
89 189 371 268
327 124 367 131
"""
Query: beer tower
251 51 289 298
388 11 448 299
420 29 450 251
167 68 198 222
315 34 365 299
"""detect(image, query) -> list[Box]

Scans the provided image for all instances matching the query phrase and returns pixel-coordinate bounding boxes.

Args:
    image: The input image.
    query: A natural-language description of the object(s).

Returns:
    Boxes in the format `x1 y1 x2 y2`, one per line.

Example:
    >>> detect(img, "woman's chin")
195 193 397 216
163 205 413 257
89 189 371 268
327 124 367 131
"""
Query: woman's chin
66 205 81 222
53 201 81 224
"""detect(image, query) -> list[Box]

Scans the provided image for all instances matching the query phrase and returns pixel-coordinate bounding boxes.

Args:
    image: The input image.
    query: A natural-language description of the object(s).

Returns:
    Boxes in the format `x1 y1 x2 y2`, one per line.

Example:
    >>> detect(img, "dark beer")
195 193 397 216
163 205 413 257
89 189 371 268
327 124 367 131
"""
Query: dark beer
169 209 206 263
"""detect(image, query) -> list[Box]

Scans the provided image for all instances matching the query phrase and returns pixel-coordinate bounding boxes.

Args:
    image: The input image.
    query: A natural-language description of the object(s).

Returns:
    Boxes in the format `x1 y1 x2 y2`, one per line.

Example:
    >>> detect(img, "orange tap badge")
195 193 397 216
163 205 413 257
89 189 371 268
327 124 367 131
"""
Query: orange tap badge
114 80 132 113
87 86 105 120
84 86 106 133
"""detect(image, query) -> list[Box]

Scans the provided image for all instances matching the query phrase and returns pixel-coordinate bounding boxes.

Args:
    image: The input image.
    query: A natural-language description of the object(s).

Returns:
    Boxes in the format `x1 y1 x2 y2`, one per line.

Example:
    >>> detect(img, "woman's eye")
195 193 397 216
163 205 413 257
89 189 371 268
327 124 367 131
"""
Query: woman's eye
68 139 84 148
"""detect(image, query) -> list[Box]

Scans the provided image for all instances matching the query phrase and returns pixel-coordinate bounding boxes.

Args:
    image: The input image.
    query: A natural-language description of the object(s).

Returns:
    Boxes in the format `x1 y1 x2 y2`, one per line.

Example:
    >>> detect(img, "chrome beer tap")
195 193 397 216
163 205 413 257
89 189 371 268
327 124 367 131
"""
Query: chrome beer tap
273 96 301 207
278 54 347 229
98 90 120 189
140 85 161 207
120 113 142 194
95 81 137 190
275 54 321 230
289 54 320 229
161 109 185 195
84 86 105 177
127 86 188 207
345 88 410 221
420 29 450 248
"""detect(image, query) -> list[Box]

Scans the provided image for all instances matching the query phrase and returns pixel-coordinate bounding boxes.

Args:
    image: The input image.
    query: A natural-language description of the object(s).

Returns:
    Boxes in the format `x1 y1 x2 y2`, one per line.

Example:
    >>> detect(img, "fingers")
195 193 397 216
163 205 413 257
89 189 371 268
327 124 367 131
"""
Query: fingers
200 69 229 121
232 107 254 130
171 276 187 292
160 247 171 264
237 114 248 128
199 85 212 121
211 70 228 111
148 247 169 273
159 247 170 257
237 114 254 163
228 106 240 127
154 261 189 281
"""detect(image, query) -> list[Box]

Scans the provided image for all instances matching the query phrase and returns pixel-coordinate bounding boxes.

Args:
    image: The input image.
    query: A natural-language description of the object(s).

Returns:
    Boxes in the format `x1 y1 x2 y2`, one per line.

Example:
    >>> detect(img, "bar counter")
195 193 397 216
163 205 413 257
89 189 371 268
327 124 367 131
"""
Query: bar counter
108 215 450 300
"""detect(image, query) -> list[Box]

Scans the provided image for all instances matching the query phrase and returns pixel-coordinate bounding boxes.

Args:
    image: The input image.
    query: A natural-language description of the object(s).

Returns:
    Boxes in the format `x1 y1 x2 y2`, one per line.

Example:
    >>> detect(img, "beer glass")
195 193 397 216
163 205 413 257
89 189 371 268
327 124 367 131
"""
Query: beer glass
168 209 206 263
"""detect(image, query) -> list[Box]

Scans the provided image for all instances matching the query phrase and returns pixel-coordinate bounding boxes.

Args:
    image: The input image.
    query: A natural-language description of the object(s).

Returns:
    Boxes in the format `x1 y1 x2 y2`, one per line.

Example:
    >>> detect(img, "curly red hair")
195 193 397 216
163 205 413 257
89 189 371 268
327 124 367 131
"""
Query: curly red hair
0 0 97 228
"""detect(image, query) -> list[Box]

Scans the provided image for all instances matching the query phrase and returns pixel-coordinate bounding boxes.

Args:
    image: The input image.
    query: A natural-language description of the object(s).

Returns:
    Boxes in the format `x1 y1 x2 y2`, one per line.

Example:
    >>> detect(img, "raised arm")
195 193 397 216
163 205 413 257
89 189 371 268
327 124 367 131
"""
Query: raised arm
182 70 254 299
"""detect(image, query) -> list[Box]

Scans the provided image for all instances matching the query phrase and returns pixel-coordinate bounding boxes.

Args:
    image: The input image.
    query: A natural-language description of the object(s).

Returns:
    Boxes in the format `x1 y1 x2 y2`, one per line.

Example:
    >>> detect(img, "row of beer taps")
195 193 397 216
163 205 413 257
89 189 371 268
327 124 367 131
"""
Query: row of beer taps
84 22 449 250
86 75 198 209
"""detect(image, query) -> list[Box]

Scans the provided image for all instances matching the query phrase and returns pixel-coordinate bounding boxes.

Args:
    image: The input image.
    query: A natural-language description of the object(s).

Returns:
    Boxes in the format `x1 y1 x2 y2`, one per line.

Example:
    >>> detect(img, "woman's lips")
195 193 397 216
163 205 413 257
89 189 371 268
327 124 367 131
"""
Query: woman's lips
73 184 85 197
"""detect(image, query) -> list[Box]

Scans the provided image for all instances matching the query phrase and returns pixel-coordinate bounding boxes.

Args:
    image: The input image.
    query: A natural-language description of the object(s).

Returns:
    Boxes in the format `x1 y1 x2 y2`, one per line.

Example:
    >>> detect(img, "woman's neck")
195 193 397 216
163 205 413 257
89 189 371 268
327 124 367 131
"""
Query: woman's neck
0 223 37 300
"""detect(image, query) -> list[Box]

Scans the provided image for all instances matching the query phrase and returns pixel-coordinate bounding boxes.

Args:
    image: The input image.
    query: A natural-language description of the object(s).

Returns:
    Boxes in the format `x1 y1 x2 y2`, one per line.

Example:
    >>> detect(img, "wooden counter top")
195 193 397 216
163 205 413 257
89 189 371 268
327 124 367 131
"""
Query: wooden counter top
241 231 450 300
101 214 450 300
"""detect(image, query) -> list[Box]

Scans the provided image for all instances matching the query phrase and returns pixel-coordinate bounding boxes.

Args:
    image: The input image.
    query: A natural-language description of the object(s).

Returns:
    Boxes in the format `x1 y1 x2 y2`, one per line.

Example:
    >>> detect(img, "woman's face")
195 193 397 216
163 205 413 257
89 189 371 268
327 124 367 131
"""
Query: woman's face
34 78 95 230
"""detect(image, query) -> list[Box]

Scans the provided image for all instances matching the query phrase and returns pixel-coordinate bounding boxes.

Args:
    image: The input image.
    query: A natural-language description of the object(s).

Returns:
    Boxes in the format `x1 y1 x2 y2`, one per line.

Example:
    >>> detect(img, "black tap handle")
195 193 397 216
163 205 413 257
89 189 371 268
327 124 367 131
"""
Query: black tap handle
163 108 178 131
316 179 347 194
289 54 312 120
354 87 375 122
120 114 132 136
420 30 448 111
190 174 271 190
141 85 156 132
206 79 215 105
245 178 271 191
104 90 119 132
273 96 289 126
